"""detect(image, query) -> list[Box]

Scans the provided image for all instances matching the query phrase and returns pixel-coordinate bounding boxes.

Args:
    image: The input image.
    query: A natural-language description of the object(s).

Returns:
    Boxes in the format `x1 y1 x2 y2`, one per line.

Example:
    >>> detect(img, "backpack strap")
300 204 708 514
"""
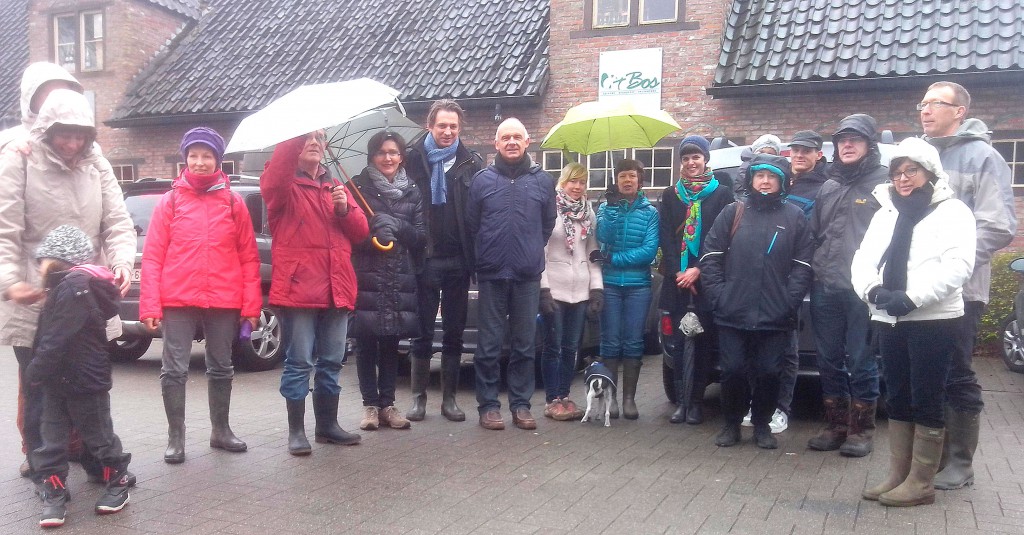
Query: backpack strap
729 201 745 240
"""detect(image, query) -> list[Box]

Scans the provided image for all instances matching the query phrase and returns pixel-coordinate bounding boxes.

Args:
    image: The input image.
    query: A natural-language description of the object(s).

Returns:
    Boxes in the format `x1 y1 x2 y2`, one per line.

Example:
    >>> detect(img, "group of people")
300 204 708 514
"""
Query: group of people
0 59 1014 530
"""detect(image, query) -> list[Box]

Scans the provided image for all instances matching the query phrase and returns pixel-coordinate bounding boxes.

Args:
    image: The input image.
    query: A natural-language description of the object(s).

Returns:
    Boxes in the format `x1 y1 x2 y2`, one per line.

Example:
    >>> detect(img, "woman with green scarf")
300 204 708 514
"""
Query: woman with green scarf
658 135 734 425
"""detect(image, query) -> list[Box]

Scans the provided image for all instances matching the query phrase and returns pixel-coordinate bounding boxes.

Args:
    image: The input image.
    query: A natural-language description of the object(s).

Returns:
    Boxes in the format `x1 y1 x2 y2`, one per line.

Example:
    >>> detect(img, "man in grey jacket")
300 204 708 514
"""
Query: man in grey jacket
921 81 1017 490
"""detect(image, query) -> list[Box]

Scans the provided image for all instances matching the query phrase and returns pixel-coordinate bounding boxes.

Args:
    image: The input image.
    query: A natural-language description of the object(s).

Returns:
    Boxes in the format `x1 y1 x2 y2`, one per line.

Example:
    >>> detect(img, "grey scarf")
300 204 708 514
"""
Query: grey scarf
366 166 410 200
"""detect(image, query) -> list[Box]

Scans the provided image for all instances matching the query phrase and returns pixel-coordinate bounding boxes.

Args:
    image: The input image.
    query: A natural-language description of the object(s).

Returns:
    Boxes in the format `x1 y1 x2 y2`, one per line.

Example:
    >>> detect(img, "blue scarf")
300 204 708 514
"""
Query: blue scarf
674 172 719 270
424 134 460 205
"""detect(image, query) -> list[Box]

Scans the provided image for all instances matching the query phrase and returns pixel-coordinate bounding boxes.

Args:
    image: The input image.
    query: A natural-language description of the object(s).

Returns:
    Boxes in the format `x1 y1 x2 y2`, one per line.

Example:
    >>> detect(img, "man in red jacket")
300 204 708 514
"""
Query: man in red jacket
261 130 370 456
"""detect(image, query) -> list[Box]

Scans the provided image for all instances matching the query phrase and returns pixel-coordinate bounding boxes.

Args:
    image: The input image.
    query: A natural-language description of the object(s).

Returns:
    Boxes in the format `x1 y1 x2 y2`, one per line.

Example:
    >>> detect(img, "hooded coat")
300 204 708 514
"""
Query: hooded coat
924 118 1017 304
0 62 83 149
349 169 426 338
811 116 890 292
26 269 120 393
596 192 659 288
699 155 813 331
139 171 262 320
0 90 135 347
851 178 975 325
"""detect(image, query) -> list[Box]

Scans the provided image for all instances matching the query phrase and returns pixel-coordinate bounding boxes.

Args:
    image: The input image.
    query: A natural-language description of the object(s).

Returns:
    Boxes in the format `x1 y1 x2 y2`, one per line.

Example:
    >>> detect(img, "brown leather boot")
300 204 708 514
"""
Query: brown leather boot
840 399 876 457
863 420 914 500
807 397 849 451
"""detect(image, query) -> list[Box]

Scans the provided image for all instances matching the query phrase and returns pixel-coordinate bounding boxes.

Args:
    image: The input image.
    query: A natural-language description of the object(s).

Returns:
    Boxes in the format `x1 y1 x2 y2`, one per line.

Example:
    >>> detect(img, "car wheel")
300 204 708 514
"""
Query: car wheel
108 336 153 362
662 359 677 404
1001 314 1024 374
232 306 283 371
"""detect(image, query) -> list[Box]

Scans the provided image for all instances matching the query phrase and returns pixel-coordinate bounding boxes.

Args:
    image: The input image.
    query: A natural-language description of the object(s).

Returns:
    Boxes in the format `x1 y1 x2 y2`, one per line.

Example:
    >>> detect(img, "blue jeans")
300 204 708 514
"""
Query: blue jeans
542 301 587 402
600 285 651 359
878 319 956 428
278 307 350 400
810 284 879 402
474 279 539 414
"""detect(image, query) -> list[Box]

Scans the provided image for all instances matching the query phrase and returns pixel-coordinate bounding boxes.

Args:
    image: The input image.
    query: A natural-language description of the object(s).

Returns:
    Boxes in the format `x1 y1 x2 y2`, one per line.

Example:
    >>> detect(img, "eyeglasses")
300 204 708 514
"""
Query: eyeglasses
374 150 401 159
916 101 959 111
890 166 922 182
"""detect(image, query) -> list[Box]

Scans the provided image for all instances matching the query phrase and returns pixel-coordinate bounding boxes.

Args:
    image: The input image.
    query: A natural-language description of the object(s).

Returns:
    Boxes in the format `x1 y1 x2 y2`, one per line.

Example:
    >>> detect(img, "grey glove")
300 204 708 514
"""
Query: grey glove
539 288 556 315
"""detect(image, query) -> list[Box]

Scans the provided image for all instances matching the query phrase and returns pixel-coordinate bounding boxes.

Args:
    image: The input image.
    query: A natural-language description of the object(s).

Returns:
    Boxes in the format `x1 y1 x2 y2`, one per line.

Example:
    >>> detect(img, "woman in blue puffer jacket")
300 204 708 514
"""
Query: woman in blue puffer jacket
594 159 659 420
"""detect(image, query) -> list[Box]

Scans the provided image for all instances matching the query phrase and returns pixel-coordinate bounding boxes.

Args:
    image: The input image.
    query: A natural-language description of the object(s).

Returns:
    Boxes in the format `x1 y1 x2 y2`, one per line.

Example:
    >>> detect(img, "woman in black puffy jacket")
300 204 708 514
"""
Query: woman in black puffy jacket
350 131 425 431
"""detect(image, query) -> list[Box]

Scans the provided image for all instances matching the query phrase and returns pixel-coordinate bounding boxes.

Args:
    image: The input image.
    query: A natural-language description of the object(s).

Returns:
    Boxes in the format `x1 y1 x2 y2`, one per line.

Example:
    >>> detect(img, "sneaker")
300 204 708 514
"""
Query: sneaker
769 409 789 434
95 469 132 514
543 400 562 419
379 406 411 430
741 410 753 427
359 406 379 431
559 398 583 421
39 474 69 528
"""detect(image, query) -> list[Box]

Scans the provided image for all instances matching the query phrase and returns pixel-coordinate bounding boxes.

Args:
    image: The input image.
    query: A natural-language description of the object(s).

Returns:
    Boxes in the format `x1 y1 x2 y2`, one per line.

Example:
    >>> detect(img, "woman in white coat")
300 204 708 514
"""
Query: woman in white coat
851 137 975 507
539 163 603 421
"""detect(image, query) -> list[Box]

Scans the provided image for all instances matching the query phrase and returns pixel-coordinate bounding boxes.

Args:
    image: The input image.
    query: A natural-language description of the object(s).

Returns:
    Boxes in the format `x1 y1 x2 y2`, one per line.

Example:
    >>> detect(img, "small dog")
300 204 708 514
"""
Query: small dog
580 362 616 427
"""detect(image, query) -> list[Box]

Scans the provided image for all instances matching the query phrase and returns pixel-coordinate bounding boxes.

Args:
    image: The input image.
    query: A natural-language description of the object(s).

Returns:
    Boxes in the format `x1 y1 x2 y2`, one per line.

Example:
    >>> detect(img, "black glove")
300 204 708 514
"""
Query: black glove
867 286 893 305
586 288 604 319
370 213 399 245
877 291 917 317
589 249 609 264
539 288 556 315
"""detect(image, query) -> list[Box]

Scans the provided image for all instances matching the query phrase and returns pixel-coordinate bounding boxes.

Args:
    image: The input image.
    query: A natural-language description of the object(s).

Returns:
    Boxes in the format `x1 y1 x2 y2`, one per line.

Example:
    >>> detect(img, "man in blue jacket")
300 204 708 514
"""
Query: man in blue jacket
466 118 556 431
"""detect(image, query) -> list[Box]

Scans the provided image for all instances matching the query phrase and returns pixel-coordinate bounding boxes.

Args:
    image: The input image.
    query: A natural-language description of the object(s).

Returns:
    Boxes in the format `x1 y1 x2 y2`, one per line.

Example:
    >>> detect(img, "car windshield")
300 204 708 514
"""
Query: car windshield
125 194 164 236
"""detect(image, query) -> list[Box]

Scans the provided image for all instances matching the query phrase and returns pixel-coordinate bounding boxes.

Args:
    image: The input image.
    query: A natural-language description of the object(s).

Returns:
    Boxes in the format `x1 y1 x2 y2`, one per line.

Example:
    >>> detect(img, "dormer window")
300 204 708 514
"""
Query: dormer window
53 10 104 73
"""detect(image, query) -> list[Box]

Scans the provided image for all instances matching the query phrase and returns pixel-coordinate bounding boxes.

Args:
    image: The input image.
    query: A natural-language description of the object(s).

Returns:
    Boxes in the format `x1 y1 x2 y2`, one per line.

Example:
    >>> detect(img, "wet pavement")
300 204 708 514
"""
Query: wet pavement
0 343 1021 534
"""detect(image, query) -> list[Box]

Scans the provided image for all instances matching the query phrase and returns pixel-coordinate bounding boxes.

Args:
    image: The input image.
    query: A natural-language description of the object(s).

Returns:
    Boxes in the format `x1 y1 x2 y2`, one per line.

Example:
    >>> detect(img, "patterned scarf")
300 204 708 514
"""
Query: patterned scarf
366 165 410 200
423 134 459 205
674 169 719 270
556 188 592 255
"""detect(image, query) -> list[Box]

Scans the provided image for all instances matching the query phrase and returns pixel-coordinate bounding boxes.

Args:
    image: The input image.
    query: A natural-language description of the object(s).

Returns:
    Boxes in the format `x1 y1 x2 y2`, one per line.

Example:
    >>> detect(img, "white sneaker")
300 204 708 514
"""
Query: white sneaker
741 410 753 427
769 409 788 434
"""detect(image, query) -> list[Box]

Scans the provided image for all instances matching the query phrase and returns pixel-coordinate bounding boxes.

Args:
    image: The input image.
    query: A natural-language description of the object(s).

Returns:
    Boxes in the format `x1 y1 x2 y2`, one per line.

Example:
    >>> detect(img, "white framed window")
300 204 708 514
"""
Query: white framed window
593 0 630 28
111 164 136 184
540 150 583 175
994 139 1024 187
633 147 674 188
587 150 628 191
53 10 104 72
640 0 678 24
542 148 675 192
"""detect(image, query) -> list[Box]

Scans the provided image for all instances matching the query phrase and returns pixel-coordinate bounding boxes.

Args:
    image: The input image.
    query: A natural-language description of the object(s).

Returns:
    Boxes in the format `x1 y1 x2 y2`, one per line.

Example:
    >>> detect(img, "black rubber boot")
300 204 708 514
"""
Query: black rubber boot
934 406 979 490
286 398 311 456
601 358 621 419
440 353 466 421
669 404 687 424
209 379 247 452
406 358 430 421
312 392 361 445
621 359 642 420
161 384 186 464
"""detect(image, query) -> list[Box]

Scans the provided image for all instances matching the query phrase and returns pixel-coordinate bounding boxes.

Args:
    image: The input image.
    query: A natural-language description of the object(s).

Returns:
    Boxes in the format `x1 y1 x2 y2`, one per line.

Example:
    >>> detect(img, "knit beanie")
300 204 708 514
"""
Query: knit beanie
888 137 949 183
678 135 711 161
35 225 94 266
750 134 783 155
180 127 226 164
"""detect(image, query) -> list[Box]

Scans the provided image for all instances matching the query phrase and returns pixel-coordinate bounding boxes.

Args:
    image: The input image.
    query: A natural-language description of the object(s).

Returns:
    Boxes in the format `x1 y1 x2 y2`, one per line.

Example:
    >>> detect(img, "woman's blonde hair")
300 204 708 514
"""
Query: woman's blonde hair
558 162 587 188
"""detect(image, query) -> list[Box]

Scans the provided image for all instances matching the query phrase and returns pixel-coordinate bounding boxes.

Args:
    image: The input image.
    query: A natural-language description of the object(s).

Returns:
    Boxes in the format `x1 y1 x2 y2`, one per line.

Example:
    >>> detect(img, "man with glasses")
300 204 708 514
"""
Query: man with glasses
920 81 1016 490
807 114 889 458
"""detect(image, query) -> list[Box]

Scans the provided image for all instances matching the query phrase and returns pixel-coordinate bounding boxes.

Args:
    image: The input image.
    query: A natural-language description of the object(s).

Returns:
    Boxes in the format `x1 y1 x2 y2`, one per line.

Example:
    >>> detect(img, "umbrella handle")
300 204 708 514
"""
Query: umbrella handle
372 237 394 251
329 152 394 253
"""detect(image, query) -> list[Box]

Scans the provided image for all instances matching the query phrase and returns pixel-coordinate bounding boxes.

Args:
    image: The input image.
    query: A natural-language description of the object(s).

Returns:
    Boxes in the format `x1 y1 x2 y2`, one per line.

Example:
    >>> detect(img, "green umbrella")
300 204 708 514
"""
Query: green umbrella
541 100 681 155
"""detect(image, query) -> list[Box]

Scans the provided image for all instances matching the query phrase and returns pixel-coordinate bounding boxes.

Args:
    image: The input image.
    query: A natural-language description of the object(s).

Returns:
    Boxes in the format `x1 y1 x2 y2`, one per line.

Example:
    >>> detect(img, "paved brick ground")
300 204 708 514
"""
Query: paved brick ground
0 344 1022 534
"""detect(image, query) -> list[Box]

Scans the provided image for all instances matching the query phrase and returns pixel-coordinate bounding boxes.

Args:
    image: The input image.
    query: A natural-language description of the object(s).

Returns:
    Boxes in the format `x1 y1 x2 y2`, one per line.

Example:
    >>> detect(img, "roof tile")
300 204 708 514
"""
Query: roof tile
0 0 28 122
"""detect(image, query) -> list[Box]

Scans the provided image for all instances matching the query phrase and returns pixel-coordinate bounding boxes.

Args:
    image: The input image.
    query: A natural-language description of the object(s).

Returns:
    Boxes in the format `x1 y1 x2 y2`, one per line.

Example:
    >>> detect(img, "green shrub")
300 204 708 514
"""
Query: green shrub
980 251 1022 342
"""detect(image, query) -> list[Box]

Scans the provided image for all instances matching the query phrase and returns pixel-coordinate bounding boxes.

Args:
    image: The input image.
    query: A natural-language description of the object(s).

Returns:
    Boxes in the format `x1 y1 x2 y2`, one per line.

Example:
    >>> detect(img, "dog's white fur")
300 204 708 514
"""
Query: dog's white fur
580 375 613 427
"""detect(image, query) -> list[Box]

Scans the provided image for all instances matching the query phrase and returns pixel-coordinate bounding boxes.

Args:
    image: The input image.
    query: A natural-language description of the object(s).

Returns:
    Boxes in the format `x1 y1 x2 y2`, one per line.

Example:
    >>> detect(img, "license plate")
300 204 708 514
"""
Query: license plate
131 268 142 283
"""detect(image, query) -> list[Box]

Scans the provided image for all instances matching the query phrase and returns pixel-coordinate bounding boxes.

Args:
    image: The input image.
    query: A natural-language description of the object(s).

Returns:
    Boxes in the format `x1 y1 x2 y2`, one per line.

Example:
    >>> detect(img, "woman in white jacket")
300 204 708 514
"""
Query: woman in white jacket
539 163 603 421
851 137 975 508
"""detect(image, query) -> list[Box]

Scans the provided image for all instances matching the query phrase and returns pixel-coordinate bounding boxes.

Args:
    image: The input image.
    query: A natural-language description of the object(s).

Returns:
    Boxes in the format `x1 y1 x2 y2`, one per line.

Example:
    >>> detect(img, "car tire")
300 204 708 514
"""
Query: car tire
1001 314 1024 374
108 336 153 362
232 306 283 372
662 359 677 404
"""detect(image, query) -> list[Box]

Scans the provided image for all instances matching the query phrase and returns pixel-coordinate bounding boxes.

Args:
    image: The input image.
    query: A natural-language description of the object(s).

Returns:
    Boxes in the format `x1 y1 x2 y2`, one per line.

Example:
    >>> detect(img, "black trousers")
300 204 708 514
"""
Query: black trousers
14 346 43 454
878 318 957 428
717 326 787 427
355 336 400 408
945 301 984 413
32 390 128 478
411 257 470 360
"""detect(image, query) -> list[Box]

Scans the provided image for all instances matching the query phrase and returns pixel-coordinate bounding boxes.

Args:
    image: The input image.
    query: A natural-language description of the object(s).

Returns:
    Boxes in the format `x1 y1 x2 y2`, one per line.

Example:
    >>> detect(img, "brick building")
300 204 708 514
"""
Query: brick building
2 0 1023 198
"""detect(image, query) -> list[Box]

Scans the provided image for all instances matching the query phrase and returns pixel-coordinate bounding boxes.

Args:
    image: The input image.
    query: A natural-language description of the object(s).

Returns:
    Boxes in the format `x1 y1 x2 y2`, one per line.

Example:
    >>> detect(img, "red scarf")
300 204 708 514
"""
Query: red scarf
182 168 227 192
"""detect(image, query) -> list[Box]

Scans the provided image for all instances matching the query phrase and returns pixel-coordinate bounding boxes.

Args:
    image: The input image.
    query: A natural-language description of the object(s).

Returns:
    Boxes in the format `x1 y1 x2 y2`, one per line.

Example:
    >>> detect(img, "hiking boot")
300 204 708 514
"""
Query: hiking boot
769 409 789 434
560 398 583 421
39 474 69 528
543 400 564 419
715 423 741 447
360 406 379 431
840 399 876 457
808 397 849 451
95 467 132 514
754 425 779 449
379 406 411 429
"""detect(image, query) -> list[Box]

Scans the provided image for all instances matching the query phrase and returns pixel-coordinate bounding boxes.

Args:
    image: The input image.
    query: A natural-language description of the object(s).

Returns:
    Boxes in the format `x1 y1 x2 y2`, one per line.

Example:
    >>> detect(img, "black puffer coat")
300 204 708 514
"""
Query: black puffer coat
27 270 120 393
349 169 426 338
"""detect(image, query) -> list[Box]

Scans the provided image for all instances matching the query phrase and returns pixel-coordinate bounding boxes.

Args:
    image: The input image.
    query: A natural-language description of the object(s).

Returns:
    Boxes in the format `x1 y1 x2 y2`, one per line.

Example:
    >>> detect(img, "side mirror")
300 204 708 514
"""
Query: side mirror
1010 258 1024 274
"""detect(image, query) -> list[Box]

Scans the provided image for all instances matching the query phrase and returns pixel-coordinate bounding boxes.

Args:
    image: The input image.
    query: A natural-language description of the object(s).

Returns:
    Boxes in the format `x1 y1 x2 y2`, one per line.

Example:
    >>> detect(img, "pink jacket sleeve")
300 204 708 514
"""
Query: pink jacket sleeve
139 192 172 320
232 192 262 318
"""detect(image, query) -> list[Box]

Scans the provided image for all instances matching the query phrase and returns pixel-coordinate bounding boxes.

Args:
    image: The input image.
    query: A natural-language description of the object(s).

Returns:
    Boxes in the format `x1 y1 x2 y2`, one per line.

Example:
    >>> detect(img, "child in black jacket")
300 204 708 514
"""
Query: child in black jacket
27 225 135 528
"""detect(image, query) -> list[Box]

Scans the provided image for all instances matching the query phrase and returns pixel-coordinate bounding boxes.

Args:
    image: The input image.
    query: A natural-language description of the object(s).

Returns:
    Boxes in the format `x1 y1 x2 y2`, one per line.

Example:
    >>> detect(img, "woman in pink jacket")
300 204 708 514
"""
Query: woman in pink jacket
140 128 261 464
